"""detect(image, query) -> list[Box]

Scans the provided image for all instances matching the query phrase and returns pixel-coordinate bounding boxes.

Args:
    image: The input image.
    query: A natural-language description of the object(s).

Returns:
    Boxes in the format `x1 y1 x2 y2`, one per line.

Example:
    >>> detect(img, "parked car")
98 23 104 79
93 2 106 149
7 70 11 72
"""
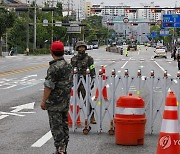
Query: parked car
92 40 99 49
64 46 74 55
87 45 93 50
154 46 167 59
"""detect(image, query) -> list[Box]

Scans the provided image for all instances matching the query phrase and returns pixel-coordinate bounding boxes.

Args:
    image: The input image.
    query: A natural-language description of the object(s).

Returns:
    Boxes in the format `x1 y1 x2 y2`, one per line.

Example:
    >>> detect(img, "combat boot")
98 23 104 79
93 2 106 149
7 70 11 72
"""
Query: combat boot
90 113 96 124
53 146 67 154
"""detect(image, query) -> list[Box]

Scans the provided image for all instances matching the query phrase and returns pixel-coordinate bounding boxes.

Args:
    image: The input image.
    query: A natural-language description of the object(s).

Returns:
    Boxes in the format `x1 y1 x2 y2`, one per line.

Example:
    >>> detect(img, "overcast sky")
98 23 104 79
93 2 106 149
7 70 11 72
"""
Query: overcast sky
21 0 180 7
87 0 180 7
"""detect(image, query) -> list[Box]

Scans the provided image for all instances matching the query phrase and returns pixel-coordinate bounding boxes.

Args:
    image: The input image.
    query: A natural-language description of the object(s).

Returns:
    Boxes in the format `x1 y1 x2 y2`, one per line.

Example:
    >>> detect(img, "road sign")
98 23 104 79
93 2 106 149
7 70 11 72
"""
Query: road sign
123 17 129 23
162 14 180 28
157 20 162 25
67 21 81 33
160 29 169 36
151 31 158 38
55 21 62 27
43 19 48 26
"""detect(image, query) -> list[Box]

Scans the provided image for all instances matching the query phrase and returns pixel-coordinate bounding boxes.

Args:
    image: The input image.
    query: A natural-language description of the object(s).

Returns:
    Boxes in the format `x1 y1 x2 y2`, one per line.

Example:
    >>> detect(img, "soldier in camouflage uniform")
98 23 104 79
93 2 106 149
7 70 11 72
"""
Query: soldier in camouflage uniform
177 46 180 70
41 41 72 154
71 41 96 124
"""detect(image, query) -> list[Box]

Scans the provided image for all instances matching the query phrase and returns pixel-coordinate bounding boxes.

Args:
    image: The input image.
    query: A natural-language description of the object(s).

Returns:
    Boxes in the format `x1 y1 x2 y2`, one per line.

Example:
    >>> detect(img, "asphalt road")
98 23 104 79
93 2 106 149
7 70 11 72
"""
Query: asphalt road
0 46 179 154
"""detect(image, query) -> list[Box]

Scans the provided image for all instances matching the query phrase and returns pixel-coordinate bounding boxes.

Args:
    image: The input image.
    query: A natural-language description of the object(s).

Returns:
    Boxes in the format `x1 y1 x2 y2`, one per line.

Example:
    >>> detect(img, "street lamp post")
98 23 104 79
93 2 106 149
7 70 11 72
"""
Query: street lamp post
51 10 54 43
27 7 30 49
33 0 37 50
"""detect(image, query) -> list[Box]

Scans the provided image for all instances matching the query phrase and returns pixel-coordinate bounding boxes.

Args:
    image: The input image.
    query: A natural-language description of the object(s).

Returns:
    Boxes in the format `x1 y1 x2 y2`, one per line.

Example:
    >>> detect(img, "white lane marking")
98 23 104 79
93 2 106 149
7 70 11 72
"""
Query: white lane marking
167 74 171 77
31 131 52 147
0 115 9 120
138 52 139 55
121 61 128 69
154 61 165 72
0 112 24 117
140 66 144 68
174 80 178 84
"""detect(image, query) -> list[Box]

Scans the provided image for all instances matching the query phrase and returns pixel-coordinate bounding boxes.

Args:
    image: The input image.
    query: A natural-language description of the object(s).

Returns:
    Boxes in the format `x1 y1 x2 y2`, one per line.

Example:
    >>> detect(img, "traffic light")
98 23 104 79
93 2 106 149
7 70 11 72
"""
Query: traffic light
42 7 55 11
176 9 180 13
151 9 162 13
148 23 156 26
91 9 101 13
15 7 28 11
131 23 138 26
125 9 137 13
107 22 114 26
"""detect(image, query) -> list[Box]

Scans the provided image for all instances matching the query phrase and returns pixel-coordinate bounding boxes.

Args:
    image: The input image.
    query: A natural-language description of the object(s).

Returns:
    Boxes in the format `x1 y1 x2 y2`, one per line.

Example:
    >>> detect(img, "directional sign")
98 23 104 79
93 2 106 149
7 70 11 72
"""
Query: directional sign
43 19 48 26
157 20 162 25
160 29 169 36
55 21 62 27
162 14 180 28
151 31 158 38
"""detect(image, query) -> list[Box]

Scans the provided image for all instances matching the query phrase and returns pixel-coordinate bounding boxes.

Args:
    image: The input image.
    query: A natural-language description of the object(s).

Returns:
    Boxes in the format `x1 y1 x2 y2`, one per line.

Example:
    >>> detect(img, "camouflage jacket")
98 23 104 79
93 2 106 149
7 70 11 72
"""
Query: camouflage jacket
44 57 72 112
71 53 96 78
177 54 180 62
177 48 180 62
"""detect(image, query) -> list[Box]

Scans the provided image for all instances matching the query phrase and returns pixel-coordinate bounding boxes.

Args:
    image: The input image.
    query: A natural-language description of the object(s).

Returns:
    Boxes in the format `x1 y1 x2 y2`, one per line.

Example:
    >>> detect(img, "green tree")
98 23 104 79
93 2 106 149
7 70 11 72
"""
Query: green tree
8 18 27 53
82 15 109 45
0 8 15 56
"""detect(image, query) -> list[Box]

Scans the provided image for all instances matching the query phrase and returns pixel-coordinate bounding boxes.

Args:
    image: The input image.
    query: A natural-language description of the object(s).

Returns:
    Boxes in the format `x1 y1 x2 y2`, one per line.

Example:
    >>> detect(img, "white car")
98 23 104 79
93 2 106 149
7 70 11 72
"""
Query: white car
64 46 74 55
87 45 93 50
154 47 167 59
93 44 98 49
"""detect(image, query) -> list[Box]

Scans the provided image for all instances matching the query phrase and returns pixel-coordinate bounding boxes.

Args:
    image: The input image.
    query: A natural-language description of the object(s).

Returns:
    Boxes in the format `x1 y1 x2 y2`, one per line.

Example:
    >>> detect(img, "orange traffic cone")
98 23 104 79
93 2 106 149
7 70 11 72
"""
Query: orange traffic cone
94 66 108 101
156 91 180 154
68 89 81 126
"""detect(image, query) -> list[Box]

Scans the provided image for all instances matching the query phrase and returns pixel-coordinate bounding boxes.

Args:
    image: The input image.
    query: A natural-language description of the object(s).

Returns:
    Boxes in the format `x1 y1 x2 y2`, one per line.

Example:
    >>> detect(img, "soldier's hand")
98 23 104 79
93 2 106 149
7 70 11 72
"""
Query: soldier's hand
40 101 47 110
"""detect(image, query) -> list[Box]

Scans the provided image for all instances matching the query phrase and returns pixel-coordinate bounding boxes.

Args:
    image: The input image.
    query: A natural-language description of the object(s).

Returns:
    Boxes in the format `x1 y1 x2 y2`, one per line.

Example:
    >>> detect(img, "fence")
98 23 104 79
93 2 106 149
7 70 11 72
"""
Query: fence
69 67 180 135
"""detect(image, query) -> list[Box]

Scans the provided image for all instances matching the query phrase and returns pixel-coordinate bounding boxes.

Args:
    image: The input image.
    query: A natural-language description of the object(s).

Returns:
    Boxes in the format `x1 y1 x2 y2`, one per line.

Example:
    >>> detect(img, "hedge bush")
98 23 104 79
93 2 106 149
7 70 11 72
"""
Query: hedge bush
30 48 50 55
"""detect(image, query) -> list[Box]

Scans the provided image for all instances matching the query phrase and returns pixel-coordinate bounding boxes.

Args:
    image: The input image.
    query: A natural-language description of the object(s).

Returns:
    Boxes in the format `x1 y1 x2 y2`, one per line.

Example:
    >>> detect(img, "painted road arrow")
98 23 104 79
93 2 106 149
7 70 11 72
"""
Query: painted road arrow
11 102 35 113
0 102 36 120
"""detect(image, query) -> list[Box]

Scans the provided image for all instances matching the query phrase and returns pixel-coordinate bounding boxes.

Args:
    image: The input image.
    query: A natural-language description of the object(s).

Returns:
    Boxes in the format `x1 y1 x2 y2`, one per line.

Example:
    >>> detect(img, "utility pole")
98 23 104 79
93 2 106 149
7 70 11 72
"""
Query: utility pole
77 7 80 21
27 3 30 49
68 0 70 17
6 33 8 52
51 0 54 43
33 0 37 50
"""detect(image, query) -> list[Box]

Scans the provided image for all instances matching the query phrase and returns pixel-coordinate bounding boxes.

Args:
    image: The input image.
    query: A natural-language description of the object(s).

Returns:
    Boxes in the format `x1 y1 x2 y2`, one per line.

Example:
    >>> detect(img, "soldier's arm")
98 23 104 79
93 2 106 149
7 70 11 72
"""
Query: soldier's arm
41 66 56 110
41 87 52 110
71 56 77 68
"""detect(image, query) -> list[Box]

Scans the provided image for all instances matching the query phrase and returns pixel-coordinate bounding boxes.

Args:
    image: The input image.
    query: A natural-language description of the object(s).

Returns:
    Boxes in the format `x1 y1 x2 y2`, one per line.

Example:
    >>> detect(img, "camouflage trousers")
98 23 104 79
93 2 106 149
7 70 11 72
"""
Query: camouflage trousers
78 84 92 114
47 110 69 151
